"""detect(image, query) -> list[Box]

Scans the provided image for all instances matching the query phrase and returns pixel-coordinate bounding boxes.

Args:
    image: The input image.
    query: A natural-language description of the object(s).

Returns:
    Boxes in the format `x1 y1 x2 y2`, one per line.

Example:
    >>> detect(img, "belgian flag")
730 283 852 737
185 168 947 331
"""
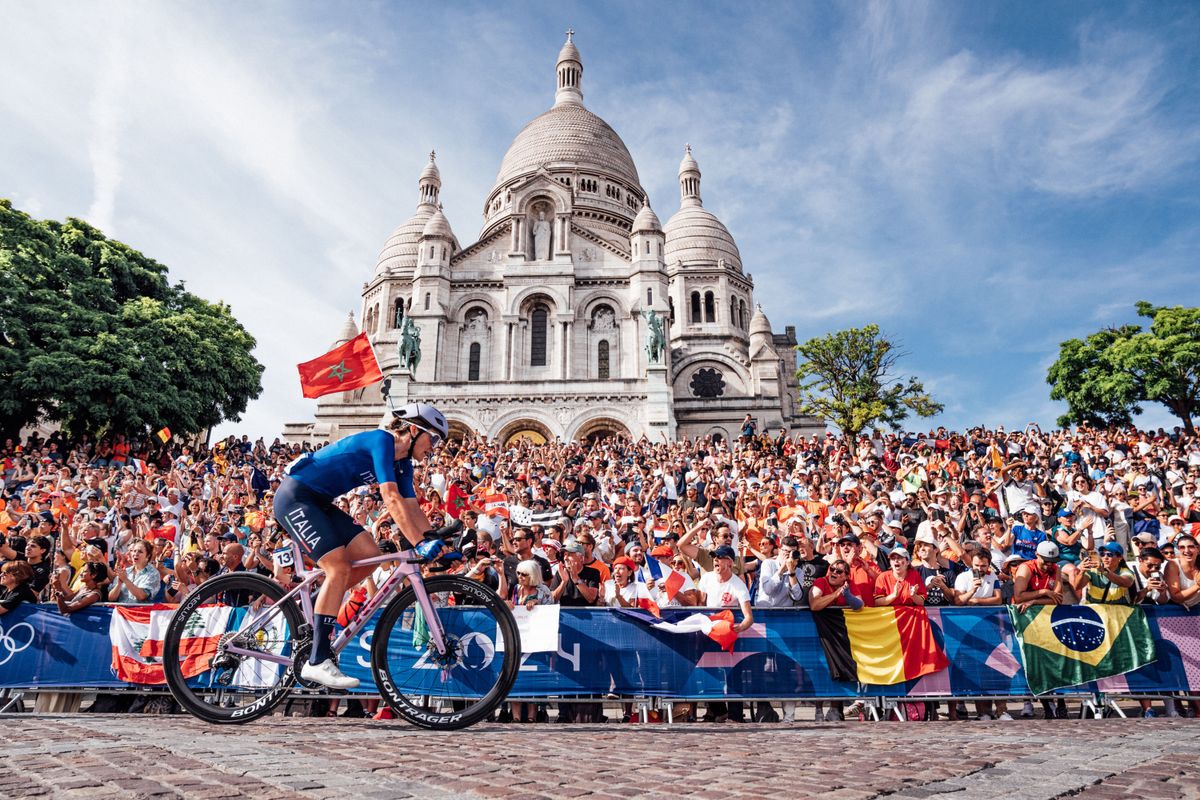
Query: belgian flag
1009 605 1156 695
814 606 949 685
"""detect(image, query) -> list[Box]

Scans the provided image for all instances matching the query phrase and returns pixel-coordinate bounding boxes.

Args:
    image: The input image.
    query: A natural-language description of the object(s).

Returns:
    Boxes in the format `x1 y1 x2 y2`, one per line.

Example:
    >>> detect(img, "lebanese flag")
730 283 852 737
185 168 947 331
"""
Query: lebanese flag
642 557 685 603
479 492 510 519
619 608 740 652
296 332 383 399
110 604 231 684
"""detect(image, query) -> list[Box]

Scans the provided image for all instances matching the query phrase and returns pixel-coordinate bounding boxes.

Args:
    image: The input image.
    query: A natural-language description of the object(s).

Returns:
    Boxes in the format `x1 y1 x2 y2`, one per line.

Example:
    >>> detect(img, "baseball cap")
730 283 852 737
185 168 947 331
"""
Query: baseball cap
837 533 860 545
1021 503 1041 516
712 544 737 560
1099 542 1125 556
563 542 585 555
1035 541 1061 560
1132 532 1157 544
886 546 911 560
1056 509 1075 518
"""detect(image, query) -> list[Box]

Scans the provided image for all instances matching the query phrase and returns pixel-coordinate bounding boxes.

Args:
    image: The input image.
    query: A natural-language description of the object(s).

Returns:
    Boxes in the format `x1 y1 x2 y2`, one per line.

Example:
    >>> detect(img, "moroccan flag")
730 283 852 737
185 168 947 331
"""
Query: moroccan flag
156 427 171 443
814 606 948 685
296 333 383 399
1008 605 1156 695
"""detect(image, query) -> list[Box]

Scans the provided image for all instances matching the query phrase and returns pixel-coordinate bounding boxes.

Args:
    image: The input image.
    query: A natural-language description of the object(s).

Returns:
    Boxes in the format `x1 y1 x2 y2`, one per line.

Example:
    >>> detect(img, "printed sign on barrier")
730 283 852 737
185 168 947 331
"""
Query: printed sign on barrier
1 604 1198 698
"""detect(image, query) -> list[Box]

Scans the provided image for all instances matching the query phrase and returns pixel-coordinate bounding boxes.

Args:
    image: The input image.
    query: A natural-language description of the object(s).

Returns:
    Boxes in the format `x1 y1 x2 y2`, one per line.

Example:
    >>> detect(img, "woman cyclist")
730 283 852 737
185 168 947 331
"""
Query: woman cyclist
273 402 449 689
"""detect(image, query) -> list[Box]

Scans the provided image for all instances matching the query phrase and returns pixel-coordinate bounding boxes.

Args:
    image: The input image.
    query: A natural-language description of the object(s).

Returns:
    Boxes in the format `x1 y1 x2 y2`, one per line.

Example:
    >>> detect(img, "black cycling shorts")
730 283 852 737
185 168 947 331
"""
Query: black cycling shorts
273 476 363 561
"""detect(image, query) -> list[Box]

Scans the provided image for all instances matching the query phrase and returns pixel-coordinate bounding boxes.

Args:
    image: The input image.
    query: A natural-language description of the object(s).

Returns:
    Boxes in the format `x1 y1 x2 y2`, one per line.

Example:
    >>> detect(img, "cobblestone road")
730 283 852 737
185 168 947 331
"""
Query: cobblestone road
2 715 1199 799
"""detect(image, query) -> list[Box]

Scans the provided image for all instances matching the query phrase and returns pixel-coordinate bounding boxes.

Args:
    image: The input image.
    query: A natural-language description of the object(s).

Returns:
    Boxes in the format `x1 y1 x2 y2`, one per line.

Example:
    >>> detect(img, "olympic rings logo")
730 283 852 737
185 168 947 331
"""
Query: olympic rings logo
0 621 35 666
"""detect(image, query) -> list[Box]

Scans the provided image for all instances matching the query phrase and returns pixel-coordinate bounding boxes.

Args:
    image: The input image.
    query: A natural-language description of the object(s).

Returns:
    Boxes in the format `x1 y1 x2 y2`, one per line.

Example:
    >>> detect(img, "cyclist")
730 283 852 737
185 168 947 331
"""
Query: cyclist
273 402 449 689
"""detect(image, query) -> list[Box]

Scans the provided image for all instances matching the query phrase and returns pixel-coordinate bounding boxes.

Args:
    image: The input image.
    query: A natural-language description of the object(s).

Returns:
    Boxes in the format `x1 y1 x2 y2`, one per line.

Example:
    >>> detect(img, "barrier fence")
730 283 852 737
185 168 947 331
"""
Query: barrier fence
2 604 1199 700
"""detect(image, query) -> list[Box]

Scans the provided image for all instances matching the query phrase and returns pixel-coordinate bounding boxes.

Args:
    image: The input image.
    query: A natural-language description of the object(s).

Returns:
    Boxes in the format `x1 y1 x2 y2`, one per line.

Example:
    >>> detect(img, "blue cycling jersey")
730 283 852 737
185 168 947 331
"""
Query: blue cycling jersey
287 429 415 499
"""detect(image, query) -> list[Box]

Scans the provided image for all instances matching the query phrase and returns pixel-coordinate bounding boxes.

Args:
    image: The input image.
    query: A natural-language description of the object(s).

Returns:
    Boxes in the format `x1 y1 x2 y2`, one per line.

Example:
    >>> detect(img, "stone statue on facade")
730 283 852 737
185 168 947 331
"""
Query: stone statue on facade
643 308 665 364
532 209 552 261
398 316 422 373
393 303 405 329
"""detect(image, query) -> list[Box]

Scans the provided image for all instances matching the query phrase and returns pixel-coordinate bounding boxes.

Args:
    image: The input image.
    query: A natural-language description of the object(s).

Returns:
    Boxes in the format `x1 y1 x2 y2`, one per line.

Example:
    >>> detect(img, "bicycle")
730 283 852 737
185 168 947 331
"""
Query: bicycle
162 539 520 729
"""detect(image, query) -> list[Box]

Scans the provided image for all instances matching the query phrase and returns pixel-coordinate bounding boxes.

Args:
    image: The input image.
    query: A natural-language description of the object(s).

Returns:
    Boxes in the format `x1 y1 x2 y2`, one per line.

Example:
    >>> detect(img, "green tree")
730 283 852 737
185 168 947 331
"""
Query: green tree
794 324 943 444
0 199 264 439
1047 302 1200 435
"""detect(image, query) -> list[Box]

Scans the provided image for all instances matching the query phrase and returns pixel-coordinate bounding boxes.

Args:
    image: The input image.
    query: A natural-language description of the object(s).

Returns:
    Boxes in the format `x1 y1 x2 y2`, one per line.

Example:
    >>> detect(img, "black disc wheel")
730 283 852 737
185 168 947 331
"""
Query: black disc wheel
371 575 520 730
162 572 305 724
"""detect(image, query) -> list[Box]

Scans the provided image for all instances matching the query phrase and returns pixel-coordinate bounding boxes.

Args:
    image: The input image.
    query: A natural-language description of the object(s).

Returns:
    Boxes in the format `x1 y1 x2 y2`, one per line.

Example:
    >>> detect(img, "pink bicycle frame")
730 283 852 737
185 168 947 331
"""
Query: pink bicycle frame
222 539 450 666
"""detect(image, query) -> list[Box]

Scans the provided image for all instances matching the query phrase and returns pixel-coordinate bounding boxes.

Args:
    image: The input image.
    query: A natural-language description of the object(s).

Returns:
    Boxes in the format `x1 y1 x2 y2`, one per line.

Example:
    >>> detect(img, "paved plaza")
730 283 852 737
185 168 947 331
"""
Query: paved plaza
1 715 1198 799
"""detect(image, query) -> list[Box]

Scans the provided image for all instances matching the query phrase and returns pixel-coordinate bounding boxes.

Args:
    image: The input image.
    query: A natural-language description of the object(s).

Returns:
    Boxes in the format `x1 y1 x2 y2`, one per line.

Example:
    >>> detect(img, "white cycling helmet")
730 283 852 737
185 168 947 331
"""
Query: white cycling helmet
390 402 449 444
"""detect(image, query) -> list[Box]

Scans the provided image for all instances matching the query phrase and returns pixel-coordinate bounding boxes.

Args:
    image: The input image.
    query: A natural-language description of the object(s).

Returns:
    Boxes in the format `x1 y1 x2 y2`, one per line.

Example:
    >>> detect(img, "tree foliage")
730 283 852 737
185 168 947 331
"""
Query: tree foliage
794 324 943 443
0 199 264 439
1048 302 1200 434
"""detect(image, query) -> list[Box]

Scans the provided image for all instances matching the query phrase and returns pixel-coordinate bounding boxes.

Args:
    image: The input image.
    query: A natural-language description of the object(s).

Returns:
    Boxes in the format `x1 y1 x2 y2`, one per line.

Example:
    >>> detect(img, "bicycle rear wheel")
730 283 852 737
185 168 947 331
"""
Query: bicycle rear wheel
162 573 305 724
371 575 520 730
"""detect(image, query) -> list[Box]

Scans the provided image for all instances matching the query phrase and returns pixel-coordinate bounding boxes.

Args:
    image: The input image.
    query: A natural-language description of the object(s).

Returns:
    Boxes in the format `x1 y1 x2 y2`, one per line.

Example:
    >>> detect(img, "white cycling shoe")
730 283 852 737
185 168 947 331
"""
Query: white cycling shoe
300 658 360 690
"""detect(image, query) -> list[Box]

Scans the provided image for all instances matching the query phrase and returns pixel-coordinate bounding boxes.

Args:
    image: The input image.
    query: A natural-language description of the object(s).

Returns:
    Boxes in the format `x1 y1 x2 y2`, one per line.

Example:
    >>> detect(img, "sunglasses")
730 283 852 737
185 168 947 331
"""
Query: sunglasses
829 568 847 576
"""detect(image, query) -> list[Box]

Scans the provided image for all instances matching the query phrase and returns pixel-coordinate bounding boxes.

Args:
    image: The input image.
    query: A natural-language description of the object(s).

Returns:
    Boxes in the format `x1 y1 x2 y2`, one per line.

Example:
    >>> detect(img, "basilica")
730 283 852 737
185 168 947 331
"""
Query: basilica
284 33 820 446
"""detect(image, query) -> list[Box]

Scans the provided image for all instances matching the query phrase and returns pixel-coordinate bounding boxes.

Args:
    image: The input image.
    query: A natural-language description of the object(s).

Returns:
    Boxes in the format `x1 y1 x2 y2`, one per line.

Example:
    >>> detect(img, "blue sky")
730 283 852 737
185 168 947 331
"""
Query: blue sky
2 1 1198 438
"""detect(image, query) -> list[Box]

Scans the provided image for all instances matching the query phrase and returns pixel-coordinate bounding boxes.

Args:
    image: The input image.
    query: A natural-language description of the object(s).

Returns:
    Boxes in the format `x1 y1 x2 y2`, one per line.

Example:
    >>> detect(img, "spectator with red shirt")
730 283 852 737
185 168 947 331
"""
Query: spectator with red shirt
874 546 926 606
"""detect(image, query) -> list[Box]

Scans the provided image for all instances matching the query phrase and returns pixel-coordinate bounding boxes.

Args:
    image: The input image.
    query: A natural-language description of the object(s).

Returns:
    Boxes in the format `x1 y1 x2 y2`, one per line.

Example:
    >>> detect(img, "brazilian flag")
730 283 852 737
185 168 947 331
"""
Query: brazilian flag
1008 605 1157 695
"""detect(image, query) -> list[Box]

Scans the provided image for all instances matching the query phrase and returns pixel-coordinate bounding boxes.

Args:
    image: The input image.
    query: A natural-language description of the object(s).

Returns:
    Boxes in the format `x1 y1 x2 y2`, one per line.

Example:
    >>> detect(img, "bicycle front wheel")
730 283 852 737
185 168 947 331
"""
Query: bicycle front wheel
371 575 520 730
162 573 305 724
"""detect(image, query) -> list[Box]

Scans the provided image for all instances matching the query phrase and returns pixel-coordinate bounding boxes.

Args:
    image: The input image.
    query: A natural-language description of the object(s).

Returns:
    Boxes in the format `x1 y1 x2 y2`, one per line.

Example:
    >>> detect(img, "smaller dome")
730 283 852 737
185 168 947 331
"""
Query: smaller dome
334 311 358 347
557 37 581 66
419 152 441 185
663 206 742 271
749 304 772 338
421 206 455 240
374 205 435 277
679 144 700 176
632 200 661 234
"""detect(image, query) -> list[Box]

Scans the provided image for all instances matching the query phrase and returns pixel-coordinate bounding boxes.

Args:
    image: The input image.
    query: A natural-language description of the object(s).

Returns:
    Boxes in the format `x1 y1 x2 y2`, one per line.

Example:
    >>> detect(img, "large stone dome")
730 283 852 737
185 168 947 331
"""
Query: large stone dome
493 103 641 191
664 205 742 271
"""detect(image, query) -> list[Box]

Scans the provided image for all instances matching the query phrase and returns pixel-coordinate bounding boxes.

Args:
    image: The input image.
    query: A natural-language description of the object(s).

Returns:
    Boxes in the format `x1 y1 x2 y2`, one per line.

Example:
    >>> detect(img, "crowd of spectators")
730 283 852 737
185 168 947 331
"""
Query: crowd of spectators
2 420 1199 721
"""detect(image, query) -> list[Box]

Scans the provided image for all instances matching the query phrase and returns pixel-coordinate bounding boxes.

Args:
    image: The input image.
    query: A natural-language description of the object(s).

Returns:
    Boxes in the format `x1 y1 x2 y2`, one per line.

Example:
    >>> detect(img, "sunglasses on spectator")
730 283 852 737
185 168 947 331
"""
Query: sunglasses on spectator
829 568 847 576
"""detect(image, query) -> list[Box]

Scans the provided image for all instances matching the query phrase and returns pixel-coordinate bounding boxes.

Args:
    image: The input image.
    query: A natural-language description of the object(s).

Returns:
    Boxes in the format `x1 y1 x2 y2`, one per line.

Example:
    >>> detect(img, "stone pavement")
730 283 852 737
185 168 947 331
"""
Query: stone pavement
1 715 1198 799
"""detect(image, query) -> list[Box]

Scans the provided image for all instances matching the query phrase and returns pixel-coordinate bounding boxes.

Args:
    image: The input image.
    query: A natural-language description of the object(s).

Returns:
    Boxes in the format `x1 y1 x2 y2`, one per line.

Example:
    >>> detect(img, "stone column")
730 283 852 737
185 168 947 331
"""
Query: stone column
505 322 515 380
564 320 574 378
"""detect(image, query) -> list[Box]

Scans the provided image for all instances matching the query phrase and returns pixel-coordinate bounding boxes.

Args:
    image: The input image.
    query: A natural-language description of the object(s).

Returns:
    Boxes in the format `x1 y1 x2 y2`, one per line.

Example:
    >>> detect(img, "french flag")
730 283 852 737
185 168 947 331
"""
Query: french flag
619 608 740 653
632 571 661 617
642 558 686 603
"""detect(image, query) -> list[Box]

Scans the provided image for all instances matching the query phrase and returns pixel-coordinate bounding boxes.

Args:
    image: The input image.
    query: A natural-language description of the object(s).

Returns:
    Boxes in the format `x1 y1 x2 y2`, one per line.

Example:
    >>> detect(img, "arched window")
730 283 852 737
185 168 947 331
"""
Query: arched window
704 291 715 322
730 297 737 328
530 305 548 367
598 340 610 379
690 291 701 323
668 297 675 323
392 299 404 329
424 292 431 310
739 300 747 330
647 287 653 305
468 342 481 381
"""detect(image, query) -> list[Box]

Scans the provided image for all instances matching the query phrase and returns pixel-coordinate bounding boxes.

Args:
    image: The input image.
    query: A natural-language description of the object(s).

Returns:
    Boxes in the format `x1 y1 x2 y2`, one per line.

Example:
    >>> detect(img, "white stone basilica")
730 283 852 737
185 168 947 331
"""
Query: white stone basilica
284 33 821 446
